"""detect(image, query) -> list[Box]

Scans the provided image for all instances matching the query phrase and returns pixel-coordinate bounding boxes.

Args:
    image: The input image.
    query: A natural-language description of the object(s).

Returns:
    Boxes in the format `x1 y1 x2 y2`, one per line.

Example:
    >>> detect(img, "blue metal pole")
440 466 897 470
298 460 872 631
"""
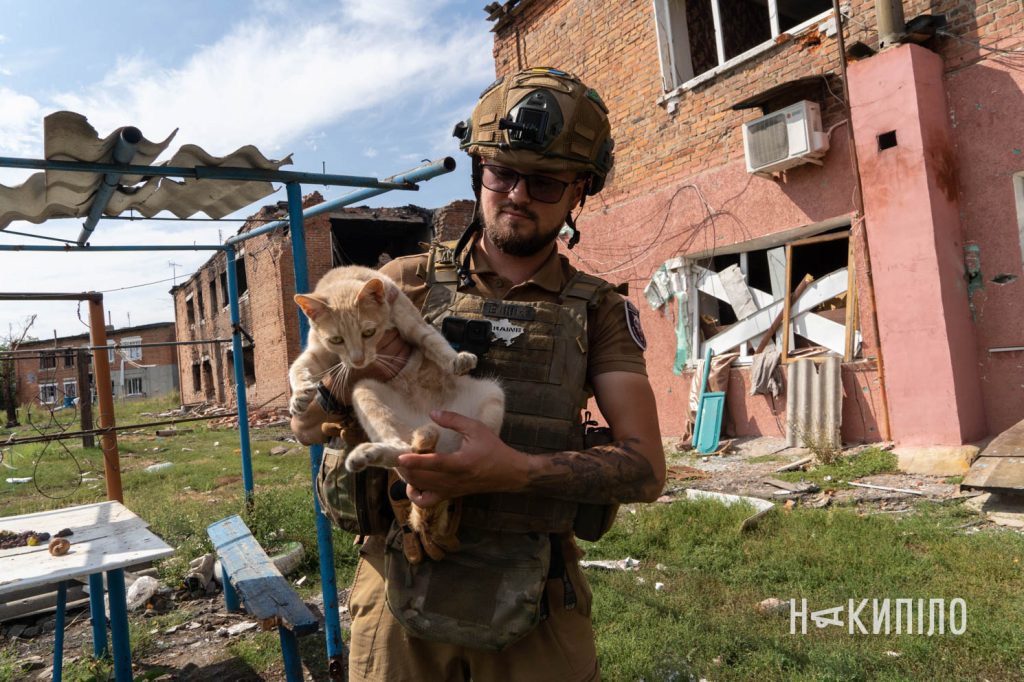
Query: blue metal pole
53 582 67 682
226 157 456 246
278 626 304 682
224 245 255 501
106 569 133 681
0 244 224 252
88 573 108 657
0 156 416 189
78 127 142 245
286 181 345 677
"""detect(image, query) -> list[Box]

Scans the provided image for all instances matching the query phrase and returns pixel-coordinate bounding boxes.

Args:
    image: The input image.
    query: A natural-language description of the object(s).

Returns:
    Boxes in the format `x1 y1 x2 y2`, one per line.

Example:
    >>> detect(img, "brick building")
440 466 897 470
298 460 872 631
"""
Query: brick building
14 322 178 406
170 197 473 410
484 1 1024 447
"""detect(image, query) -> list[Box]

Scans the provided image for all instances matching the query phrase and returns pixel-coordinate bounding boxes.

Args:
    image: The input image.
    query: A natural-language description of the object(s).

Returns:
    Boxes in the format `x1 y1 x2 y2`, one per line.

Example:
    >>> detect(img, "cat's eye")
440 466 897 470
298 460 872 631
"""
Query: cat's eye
328 336 344 344
361 328 376 338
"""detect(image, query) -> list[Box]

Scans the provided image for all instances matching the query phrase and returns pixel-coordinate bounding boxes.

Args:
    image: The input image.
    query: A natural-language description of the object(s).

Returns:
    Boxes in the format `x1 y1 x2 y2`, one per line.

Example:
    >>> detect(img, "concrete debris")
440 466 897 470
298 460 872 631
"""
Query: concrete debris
184 553 216 594
579 557 640 571
270 446 291 456
226 621 258 636
964 492 1024 528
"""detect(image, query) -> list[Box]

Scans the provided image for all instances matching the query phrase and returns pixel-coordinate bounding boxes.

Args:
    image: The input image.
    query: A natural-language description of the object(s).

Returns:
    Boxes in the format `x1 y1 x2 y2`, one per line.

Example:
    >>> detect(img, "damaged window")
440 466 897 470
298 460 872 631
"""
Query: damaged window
644 225 859 368
653 0 833 90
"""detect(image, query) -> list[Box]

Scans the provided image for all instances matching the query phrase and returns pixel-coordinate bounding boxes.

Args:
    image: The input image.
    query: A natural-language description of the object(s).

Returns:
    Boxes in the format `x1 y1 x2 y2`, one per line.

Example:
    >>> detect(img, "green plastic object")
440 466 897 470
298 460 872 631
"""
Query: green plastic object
694 391 725 454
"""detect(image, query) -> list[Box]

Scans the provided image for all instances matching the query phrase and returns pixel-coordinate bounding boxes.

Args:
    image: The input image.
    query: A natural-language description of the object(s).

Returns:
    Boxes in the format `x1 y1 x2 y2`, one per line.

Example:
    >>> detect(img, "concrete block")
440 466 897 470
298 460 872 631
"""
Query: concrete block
894 445 980 476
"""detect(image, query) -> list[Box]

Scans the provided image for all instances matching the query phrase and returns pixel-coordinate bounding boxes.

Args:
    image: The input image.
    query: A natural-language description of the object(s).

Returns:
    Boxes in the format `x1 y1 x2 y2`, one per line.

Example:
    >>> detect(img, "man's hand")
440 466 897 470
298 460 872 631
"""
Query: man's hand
397 410 530 507
289 329 412 445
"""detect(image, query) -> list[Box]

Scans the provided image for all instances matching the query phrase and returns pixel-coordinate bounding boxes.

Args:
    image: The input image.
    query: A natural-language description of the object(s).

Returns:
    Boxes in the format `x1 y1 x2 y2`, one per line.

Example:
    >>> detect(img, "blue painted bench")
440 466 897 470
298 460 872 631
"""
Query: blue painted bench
207 515 319 682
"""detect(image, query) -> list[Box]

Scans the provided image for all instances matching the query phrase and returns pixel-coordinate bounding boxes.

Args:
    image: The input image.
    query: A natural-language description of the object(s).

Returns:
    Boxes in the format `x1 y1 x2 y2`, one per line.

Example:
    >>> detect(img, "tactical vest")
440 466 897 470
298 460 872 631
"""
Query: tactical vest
419 242 616 535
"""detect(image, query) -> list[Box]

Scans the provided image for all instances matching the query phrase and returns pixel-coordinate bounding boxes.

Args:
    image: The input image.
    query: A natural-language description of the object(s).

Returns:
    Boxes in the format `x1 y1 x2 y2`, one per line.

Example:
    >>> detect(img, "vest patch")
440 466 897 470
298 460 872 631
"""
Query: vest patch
489 318 526 346
482 300 536 321
625 300 647 350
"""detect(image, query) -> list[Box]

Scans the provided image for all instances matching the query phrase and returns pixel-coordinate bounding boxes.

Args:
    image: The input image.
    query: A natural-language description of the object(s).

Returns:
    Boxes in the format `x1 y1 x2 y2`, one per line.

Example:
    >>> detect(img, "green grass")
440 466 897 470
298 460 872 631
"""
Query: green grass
4 399 1023 680
582 498 1024 681
747 453 788 464
775 448 899 490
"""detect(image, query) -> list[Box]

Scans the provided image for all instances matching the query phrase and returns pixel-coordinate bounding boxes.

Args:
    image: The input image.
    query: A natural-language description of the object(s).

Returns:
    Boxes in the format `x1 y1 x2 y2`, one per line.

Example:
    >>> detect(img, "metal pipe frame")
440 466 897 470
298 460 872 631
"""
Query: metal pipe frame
0 244 224 252
0 155 417 189
0 337 233 357
285 181 346 679
78 126 143 245
224 244 255 501
106 568 132 681
226 157 455 246
88 573 108 658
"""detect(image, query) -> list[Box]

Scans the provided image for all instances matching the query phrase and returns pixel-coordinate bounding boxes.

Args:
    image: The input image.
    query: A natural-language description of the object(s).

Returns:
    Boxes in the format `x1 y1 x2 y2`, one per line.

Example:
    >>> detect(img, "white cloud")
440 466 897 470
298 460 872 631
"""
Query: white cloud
48 5 492 159
363 147 378 158
0 86 43 157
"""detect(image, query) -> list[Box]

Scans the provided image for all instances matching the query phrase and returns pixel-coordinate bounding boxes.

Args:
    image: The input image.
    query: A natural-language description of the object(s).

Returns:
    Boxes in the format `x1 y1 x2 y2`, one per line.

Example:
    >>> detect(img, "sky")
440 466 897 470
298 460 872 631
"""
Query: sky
0 0 495 341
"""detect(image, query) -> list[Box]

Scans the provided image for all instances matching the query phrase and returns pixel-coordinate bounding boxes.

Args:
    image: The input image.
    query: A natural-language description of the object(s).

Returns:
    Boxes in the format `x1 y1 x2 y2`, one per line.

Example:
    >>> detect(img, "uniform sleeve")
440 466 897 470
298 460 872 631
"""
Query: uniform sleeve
379 255 430 309
587 291 648 379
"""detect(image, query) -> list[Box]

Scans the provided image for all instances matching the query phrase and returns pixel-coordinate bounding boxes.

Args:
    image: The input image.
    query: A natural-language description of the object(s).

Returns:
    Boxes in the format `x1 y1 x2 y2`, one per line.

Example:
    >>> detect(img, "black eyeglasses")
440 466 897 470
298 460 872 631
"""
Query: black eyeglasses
480 164 577 204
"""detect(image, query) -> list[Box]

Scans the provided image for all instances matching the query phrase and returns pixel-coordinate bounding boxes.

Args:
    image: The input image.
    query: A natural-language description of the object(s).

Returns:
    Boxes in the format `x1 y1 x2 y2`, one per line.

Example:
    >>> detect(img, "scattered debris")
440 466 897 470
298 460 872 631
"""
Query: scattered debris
126 576 161 611
155 428 193 437
666 464 711 481
763 478 819 494
682 489 774 531
579 557 640 571
269 446 291 456
848 481 926 496
184 554 216 594
654 582 665 591
775 456 814 473
965 492 1024 528
225 621 258 636
5 477 32 484
757 598 789 615
145 462 173 473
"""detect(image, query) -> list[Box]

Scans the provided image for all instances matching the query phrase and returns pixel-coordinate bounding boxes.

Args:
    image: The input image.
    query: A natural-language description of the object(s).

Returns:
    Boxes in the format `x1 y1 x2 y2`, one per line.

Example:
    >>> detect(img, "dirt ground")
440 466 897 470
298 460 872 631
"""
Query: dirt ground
0 437 991 681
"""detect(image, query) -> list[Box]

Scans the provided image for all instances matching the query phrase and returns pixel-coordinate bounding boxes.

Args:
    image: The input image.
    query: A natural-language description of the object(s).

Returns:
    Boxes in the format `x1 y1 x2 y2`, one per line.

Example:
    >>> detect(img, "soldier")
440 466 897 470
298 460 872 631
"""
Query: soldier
292 66 665 681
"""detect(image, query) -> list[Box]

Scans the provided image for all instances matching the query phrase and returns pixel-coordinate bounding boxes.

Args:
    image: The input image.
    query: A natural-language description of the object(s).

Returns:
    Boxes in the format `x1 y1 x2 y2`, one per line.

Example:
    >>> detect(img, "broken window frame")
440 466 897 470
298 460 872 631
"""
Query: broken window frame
39 351 57 370
125 376 144 396
120 336 143 361
665 221 859 368
39 382 57 404
652 0 834 94
63 379 77 399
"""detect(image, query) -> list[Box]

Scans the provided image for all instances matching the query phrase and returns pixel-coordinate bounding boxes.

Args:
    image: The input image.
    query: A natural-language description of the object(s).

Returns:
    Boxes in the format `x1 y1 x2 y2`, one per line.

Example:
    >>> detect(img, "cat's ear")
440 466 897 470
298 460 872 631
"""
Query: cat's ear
294 294 328 321
357 278 387 305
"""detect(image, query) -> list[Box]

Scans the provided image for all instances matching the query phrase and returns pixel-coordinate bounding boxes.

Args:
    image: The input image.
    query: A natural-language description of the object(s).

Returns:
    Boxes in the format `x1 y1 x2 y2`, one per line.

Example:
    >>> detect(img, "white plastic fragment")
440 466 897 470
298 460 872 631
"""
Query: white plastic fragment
579 557 640 571
126 576 160 610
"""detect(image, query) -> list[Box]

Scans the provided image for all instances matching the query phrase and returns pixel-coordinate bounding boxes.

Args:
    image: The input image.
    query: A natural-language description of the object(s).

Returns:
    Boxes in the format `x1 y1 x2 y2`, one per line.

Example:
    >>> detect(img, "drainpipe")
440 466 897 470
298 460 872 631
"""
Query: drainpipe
834 0 893 442
876 0 906 50
77 126 143 246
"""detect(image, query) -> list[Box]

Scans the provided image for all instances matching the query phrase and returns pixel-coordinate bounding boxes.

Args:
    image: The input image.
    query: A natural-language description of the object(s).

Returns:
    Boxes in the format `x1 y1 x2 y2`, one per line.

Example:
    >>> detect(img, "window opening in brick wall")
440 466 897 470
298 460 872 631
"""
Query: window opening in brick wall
185 295 196 326
654 0 832 91
209 277 219 311
64 349 75 367
63 380 77 399
39 383 57 404
330 217 431 268
219 271 228 308
201 359 214 400
107 341 116 363
125 376 144 396
40 351 56 369
191 363 201 392
121 336 142 361
675 224 857 366
242 346 255 386
235 253 249 297
196 285 206 320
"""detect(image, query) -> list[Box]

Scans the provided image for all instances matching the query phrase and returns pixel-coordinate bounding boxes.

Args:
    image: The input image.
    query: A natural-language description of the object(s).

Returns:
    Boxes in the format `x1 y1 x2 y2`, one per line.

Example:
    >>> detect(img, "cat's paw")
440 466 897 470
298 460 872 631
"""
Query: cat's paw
345 442 399 472
288 384 317 416
452 351 478 375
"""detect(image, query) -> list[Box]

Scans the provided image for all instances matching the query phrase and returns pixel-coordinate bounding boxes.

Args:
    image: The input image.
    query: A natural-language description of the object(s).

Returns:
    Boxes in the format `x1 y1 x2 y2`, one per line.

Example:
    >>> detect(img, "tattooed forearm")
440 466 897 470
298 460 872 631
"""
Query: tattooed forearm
523 439 660 504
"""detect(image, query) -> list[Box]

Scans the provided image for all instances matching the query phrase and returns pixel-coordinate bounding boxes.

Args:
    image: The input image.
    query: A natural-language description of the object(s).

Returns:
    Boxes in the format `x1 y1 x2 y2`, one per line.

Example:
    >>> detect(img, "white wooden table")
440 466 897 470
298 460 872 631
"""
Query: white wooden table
0 501 174 681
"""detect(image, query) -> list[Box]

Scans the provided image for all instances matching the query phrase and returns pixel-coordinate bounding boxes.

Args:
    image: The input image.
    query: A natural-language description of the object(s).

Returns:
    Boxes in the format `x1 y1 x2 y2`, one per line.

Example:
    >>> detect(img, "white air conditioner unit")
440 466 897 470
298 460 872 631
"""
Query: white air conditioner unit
742 100 829 174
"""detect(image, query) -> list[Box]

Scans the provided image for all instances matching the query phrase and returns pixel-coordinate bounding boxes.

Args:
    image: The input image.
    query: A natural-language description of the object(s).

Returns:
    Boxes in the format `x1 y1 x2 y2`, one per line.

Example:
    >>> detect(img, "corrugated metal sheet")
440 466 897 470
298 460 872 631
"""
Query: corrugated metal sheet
0 111 289 230
785 356 843 449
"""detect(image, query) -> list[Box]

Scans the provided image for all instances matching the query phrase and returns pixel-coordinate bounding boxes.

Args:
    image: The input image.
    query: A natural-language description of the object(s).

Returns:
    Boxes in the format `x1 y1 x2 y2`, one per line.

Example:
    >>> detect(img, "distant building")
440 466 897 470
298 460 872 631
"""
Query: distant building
169 195 474 410
14 322 179 406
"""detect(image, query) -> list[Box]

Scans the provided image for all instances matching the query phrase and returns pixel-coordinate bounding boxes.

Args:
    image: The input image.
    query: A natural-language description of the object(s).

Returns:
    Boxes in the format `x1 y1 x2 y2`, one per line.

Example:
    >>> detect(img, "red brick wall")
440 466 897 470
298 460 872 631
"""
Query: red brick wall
14 323 177 406
488 0 1023 439
433 199 476 241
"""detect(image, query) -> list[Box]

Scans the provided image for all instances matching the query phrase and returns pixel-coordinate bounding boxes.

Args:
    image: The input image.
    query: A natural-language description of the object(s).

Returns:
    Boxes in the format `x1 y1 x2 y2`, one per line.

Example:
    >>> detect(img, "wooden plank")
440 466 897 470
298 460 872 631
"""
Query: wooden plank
976 417 1024 458
962 457 1024 493
0 584 89 622
0 515 149 560
0 501 141 533
705 269 848 356
694 266 774 308
208 516 318 636
755 275 812 354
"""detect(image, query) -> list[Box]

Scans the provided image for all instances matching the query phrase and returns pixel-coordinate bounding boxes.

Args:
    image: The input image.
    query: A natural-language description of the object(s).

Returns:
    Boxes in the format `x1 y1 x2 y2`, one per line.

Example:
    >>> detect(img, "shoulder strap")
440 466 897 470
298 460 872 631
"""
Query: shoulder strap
559 271 619 309
425 240 460 291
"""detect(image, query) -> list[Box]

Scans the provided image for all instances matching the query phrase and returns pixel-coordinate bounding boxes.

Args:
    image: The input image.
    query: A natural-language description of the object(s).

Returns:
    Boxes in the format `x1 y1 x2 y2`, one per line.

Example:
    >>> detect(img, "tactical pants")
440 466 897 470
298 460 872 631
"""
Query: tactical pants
347 535 601 682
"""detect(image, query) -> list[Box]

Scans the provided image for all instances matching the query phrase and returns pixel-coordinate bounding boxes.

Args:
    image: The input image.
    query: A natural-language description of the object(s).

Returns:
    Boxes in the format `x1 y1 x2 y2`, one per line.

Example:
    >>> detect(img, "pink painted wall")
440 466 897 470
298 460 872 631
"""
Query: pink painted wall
945 62 1024 436
848 44 986 446
572 131 883 441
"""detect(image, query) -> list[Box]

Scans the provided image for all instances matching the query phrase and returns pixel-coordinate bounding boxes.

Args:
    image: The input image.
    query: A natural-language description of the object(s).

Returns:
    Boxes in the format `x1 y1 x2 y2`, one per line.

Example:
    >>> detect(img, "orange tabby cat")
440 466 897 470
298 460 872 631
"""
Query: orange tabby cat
290 265 504 543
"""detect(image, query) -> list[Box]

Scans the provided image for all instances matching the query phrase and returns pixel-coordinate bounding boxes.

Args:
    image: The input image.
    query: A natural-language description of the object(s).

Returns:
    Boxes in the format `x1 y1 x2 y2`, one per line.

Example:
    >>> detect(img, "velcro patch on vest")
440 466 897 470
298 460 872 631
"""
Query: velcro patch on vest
489 318 526 346
482 300 536 322
625 300 647 350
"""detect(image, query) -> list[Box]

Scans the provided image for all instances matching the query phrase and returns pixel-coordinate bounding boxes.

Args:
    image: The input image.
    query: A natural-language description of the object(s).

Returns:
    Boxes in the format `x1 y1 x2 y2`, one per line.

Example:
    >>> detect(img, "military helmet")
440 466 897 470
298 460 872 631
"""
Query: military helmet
453 67 614 195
